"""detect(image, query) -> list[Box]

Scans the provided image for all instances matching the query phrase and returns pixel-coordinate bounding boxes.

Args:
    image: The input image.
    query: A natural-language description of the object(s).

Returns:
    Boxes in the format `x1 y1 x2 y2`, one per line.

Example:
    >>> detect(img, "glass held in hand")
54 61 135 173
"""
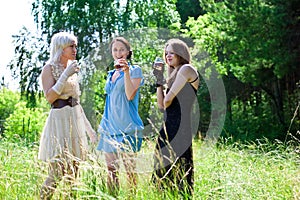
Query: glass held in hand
114 59 124 69
67 59 80 73
67 59 77 66
153 57 164 71
153 62 164 71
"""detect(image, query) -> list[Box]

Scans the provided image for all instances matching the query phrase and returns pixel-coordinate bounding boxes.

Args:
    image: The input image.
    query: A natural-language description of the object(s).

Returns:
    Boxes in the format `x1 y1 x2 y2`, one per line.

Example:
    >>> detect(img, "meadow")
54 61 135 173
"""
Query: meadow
0 139 299 200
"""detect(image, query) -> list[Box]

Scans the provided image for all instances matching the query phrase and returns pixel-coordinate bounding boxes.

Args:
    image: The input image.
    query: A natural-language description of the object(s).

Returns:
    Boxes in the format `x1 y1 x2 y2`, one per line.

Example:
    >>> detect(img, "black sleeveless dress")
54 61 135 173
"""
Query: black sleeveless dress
152 81 198 197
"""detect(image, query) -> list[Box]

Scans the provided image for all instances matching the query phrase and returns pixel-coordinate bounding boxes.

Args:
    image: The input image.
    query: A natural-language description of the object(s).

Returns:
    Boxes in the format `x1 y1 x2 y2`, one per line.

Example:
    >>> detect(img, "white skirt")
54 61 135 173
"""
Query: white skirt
38 105 89 162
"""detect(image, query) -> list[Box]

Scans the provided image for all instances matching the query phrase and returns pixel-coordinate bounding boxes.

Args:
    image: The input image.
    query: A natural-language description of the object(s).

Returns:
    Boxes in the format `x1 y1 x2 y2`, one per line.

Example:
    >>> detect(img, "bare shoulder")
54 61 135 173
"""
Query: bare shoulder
41 64 55 82
42 64 51 74
41 64 54 77
179 64 198 76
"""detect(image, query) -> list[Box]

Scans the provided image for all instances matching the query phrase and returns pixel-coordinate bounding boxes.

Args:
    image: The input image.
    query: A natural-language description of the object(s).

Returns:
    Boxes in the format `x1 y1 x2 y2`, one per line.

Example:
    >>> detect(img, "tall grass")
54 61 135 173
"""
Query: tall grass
0 139 299 199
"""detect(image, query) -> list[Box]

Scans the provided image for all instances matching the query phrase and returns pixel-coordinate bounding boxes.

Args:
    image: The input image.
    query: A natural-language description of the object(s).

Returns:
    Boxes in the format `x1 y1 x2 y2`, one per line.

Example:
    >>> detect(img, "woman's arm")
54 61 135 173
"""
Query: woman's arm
156 85 165 111
41 65 60 104
164 72 186 108
164 65 198 108
124 69 142 100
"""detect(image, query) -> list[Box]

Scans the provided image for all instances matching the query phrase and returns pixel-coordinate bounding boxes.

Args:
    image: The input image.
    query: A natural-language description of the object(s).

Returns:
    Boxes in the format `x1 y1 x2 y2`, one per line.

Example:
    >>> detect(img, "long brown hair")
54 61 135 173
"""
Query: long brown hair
164 38 191 88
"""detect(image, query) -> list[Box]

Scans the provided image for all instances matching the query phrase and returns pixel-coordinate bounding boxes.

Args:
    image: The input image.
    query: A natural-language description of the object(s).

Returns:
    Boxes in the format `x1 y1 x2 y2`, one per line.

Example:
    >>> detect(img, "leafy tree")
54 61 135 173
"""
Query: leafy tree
30 0 180 59
185 0 299 139
32 0 119 57
8 27 47 107
176 0 205 24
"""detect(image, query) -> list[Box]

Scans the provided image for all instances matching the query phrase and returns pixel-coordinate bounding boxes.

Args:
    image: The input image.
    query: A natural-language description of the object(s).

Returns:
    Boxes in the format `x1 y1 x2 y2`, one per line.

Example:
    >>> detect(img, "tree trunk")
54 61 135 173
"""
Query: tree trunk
272 78 285 126
261 78 286 129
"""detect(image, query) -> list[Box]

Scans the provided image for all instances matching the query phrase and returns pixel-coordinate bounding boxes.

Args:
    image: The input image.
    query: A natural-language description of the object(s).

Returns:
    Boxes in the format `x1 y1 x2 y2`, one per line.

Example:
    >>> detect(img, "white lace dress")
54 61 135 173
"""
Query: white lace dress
38 64 92 162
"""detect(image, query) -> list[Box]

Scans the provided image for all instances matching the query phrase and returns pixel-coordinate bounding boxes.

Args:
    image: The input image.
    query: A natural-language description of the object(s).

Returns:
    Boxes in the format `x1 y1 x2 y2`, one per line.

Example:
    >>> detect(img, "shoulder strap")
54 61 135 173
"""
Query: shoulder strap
189 76 199 83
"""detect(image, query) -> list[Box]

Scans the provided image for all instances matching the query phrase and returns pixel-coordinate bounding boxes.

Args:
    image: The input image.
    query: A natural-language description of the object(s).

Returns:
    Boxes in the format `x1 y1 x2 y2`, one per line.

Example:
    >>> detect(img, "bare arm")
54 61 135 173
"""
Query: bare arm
164 65 198 108
41 65 60 104
156 86 165 111
124 70 142 100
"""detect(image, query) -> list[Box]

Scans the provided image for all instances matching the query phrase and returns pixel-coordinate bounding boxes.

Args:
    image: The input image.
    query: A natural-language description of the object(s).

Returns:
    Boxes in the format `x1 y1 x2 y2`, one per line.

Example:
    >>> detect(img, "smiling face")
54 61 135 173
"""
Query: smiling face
111 41 130 61
165 44 180 67
163 39 191 68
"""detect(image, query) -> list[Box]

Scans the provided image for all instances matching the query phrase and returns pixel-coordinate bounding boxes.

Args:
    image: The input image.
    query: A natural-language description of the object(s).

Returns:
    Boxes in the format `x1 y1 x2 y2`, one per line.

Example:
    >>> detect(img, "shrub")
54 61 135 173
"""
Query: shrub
3 102 47 143
0 88 20 135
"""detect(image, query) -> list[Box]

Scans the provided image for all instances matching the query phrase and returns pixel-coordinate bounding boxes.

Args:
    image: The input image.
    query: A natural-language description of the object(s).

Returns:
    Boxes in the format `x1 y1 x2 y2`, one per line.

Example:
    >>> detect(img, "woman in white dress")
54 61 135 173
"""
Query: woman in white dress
38 32 97 199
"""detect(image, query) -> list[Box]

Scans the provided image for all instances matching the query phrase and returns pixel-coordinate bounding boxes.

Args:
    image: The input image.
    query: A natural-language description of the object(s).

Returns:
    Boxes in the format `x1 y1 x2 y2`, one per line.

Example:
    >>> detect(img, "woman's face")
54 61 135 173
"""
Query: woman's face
111 41 129 60
62 41 77 61
165 45 179 67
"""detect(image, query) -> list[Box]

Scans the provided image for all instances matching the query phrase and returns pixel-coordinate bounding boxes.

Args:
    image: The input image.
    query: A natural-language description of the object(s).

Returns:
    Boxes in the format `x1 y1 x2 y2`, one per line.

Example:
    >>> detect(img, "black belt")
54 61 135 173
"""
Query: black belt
51 97 79 109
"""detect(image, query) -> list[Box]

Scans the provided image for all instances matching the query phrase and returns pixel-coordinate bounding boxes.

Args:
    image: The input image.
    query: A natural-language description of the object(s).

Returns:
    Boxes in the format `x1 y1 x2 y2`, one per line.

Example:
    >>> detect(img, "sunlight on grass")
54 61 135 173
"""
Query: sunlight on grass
0 139 299 199
194 141 300 199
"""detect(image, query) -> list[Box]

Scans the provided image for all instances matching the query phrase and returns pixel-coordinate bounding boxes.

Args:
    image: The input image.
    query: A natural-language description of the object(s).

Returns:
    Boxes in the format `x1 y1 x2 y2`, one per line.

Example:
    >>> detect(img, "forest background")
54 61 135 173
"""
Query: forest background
1 0 299 143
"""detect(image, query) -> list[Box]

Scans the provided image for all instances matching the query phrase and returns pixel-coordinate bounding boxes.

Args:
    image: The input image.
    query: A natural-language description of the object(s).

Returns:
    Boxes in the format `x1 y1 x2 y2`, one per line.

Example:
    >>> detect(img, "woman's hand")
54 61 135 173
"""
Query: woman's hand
117 58 129 72
89 130 98 144
152 61 165 86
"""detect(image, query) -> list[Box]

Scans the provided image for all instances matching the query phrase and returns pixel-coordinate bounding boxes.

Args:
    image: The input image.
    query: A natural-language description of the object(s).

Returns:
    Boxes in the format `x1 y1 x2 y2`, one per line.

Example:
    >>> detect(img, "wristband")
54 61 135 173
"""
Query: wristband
156 83 163 87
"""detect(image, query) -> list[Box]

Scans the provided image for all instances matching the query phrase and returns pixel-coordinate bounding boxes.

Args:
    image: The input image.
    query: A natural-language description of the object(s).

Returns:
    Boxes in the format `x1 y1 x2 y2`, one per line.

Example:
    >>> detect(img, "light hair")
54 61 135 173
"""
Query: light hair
47 32 77 66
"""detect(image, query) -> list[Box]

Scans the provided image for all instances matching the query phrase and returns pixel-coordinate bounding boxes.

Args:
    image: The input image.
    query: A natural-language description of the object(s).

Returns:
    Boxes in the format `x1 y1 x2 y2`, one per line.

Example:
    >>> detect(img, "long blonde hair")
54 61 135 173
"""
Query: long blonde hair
164 38 191 88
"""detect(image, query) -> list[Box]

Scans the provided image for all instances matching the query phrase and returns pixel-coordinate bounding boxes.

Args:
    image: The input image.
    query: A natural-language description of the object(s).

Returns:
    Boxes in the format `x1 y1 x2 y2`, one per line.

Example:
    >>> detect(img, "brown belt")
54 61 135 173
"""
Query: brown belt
51 97 79 109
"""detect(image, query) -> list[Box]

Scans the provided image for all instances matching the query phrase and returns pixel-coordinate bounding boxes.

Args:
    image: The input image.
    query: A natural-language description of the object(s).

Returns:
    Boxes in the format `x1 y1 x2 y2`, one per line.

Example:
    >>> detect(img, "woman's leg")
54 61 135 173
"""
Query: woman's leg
104 152 120 196
65 159 79 183
122 152 138 196
40 161 64 200
122 153 137 186
64 159 79 198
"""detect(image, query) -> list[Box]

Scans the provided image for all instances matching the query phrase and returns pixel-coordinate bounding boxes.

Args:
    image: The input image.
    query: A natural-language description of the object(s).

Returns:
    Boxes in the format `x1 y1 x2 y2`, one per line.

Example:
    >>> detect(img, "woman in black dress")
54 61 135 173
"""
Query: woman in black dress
152 38 199 198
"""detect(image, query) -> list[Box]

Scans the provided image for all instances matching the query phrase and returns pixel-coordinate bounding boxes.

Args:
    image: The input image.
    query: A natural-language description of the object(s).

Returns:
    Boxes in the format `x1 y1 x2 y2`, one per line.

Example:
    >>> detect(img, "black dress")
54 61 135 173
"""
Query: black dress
152 81 198 197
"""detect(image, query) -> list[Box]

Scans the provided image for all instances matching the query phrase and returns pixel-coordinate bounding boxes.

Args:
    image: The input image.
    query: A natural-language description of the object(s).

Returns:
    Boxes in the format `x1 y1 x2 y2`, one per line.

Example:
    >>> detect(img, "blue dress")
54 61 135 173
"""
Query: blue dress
97 64 144 153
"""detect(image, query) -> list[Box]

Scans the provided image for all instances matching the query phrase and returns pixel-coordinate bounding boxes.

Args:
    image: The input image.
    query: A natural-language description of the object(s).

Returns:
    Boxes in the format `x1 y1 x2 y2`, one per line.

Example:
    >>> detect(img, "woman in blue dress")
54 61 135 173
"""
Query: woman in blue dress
97 37 144 196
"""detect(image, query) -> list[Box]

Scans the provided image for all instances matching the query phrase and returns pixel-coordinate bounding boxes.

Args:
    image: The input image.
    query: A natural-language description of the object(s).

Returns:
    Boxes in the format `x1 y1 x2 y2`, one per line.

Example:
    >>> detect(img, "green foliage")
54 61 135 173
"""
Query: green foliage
176 0 204 24
32 0 180 55
190 0 292 80
3 101 47 143
196 75 211 136
0 88 20 135
32 0 119 56
184 0 300 140
223 92 285 141
80 68 108 128
285 90 300 135
125 0 180 28
8 27 47 107
30 0 181 59
186 0 299 85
